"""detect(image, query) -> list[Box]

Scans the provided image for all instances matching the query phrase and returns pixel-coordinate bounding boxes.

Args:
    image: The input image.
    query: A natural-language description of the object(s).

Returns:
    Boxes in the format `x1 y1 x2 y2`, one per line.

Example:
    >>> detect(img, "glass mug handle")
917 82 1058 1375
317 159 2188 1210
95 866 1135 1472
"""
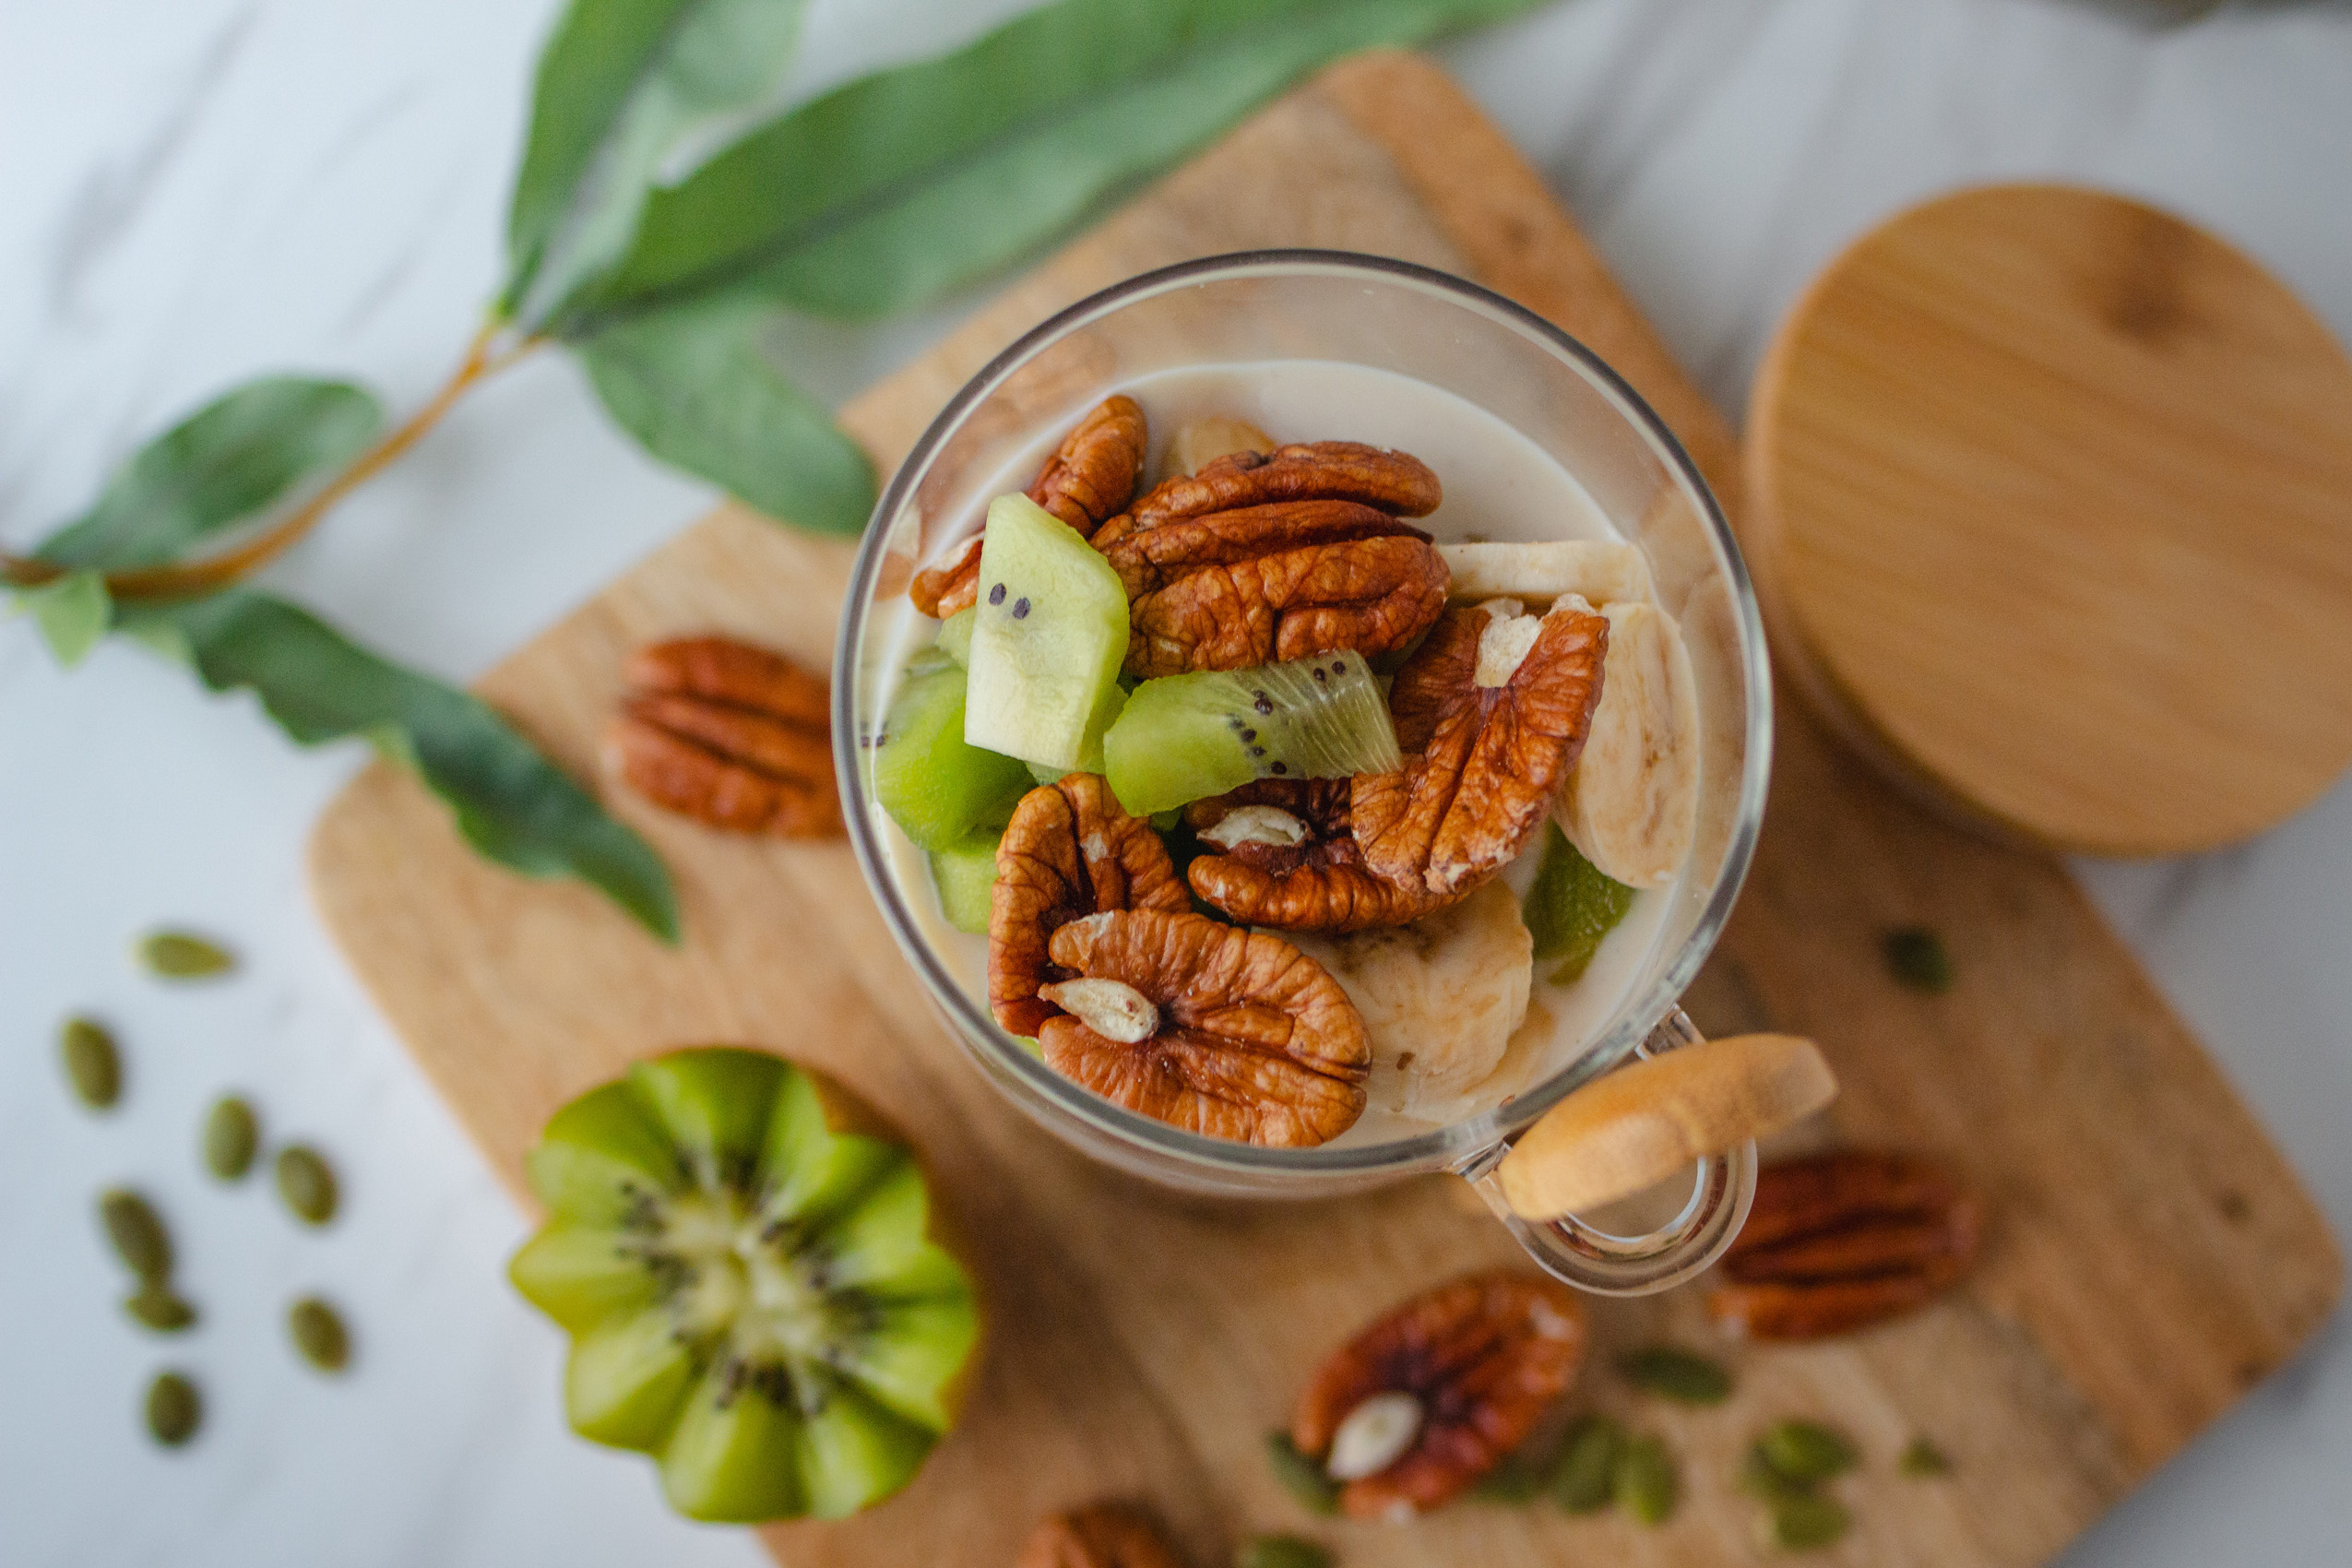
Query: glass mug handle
1459 1011 1837 1296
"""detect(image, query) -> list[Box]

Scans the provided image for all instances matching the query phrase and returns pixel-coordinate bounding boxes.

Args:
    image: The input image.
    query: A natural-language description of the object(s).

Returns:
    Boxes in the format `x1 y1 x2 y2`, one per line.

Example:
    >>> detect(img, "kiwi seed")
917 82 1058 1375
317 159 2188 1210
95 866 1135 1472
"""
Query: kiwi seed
145 1372 201 1447
100 1189 173 1282
125 1285 198 1334
136 930 236 980
203 1097 260 1182
288 1297 351 1372
275 1146 338 1226
61 1016 122 1110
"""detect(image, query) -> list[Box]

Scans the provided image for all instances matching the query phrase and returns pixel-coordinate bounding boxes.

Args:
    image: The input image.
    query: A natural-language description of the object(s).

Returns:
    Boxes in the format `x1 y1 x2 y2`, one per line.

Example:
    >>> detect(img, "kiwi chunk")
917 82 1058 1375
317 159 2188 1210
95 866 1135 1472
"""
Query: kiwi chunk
873 663 1031 851
935 608 977 669
962 493 1130 771
929 830 1001 935
508 1048 980 1525
1523 824 1636 985
1102 649 1401 817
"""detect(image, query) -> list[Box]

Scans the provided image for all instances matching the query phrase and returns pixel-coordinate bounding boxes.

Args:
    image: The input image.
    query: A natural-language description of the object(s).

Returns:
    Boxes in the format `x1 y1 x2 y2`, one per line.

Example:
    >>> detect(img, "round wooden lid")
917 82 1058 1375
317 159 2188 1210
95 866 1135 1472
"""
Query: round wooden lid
1744 184 2352 856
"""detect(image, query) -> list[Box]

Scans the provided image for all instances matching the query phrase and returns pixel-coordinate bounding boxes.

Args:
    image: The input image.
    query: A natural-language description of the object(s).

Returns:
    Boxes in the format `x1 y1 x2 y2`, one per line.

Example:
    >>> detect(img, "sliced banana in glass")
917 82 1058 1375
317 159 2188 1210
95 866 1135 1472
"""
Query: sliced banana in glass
1554 600 1699 889
1438 540 1655 607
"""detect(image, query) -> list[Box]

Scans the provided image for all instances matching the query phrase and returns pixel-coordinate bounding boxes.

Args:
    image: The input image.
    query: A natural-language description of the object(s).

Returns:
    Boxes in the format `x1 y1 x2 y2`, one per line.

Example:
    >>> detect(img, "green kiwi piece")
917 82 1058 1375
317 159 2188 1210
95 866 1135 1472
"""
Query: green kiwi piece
1101 649 1401 817
961 493 1131 772
1524 824 1636 985
873 664 1032 851
935 608 977 669
509 1047 980 1525
929 830 1001 935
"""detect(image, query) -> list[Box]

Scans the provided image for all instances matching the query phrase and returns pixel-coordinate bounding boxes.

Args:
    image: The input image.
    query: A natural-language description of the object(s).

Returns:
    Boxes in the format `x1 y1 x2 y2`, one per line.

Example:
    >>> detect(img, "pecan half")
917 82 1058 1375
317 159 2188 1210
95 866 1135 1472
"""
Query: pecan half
1017 1502 1186 1568
1291 1270 1586 1520
910 395 1147 618
1354 602 1609 897
1036 909 1369 1147
1104 500 1447 678
607 636 840 837
1185 780 1460 932
989 775 1190 1037
1119 441 1441 536
1706 1150 1984 1341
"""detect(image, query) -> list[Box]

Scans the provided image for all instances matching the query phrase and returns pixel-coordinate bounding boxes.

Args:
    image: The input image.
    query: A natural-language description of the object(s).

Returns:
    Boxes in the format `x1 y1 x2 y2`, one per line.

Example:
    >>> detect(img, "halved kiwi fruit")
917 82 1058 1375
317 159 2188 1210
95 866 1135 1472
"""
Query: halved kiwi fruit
508 1048 980 1524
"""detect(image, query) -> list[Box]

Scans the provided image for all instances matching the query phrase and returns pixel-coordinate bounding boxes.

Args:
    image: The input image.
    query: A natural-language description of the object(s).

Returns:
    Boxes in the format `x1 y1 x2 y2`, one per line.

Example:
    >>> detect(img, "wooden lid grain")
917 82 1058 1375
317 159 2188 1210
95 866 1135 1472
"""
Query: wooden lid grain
1744 184 2352 855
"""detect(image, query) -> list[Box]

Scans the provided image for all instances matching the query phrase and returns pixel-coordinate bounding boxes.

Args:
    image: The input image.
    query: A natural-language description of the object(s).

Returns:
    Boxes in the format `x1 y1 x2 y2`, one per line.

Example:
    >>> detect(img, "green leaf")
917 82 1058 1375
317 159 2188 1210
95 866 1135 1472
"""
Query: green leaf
577 291 876 531
35 378 383 570
504 0 810 327
13 570 113 667
565 0 1547 330
117 588 678 942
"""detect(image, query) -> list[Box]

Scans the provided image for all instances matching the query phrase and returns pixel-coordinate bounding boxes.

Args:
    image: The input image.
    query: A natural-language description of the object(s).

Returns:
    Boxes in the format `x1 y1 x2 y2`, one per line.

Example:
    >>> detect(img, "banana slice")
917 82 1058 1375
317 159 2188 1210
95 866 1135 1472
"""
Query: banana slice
1289 880 1533 1123
1439 540 1655 607
1555 599 1698 888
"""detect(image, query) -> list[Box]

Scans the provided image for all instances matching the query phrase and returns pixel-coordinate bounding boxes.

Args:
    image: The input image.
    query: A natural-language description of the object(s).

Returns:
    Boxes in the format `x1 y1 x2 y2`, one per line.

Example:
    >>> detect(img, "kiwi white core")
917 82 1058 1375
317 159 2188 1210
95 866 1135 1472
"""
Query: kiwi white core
868 359 1683 1148
651 1190 837 1366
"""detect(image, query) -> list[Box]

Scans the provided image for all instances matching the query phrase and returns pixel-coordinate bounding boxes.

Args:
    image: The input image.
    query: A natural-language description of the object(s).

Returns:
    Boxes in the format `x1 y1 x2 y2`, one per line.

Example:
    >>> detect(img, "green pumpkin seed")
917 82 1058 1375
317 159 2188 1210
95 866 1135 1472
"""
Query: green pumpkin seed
1883 926 1953 993
1759 1420 1858 1484
1899 1436 1953 1478
1739 1445 1814 1503
203 1097 259 1181
145 1371 201 1446
1265 1431 1339 1515
1619 1344 1731 1405
124 1284 197 1333
99 1189 172 1282
1469 1445 1548 1503
1235 1535 1332 1568
1613 1433 1678 1525
1550 1414 1624 1514
288 1296 350 1372
136 929 235 980
1757 1491 1850 1551
60 1016 122 1109
276 1145 339 1226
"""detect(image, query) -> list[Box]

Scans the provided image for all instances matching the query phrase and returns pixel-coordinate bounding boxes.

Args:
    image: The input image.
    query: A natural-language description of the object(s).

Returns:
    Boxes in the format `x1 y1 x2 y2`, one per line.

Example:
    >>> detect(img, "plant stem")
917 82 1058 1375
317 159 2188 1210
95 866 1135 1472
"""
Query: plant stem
2 323 542 600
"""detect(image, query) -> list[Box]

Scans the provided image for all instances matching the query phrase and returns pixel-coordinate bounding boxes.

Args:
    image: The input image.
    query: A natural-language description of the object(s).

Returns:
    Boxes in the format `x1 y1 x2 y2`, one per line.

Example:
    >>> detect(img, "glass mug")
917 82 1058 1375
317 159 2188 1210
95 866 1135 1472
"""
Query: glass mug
835 252 1831 1295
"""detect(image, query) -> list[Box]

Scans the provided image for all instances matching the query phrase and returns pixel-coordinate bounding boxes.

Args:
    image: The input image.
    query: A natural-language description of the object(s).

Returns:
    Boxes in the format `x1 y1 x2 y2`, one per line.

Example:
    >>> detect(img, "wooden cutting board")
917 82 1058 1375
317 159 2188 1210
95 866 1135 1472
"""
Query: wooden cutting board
308 53 2340 1568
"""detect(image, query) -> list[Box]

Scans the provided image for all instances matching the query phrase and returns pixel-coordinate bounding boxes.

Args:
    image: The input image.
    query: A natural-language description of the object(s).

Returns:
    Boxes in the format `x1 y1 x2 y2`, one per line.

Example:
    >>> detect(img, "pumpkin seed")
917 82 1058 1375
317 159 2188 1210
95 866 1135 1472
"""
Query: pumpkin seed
203 1097 259 1181
1612 1433 1678 1525
1739 1444 1814 1503
124 1284 197 1333
1550 1414 1624 1514
60 1016 121 1109
1469 1445 1547 1503
1759 1420 1857 1484
275 1145 338 1226
136 929 235 980
1265 1431 1340 1515
145 1371 201 1446
1235 1535 1332 1568
288 1296 350 1372
1619 1344 1731 1404
1757 1491 1850 1551
99 1188 172 1282
1899 1436 1953 1478
1883 926 1953 993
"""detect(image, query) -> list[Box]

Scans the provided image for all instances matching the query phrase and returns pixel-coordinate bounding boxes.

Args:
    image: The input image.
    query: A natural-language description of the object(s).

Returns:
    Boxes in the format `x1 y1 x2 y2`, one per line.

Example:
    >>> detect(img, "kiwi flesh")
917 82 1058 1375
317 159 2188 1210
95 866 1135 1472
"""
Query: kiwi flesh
961 493 1130 772
929 830 1001 934
935 608 977 669
873 663 1032 850
508 1048 980 1524
1522 824 1636 984
1101 649 1402 816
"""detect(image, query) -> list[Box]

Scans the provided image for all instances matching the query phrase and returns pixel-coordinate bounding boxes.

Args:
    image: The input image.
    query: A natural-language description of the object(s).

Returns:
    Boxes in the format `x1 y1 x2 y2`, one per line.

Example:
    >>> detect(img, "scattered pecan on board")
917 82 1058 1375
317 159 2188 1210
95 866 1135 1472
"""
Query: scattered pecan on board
607 636 841 837
988 775 1190 1037
1354 601 1609 898
1036 909 1370 1148
910 395 1148 618
1292 1269 1587 1520
1017 1502 1187 1568
1184 779 1461 933
1707 1150 1983 1341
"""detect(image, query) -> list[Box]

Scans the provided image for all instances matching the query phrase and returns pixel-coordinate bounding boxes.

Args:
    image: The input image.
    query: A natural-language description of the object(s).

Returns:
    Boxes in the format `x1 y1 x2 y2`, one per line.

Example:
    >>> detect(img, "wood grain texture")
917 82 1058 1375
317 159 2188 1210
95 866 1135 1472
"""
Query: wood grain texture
308 54 2338 1568
1744 184 2352 856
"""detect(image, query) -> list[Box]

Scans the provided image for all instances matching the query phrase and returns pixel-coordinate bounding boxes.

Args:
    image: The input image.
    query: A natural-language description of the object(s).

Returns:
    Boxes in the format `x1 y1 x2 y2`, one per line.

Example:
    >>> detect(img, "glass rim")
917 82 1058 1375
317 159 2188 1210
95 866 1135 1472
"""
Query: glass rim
834 248 1773 1175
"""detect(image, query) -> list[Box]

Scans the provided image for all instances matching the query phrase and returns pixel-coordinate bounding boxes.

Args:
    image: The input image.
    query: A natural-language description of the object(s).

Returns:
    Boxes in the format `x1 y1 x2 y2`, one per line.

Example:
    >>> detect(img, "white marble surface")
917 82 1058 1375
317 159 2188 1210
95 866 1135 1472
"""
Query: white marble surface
3 0 2349 1562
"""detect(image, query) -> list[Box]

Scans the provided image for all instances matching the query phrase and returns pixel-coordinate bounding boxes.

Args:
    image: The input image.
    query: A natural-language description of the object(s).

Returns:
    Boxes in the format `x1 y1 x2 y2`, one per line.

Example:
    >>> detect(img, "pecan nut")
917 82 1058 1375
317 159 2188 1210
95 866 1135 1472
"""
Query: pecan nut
1114 440 1442 540
1354 601 1609 897
607 636 841 837
1018 1502 1186 1568
1036 908 1370 1147
988 774 1190 1037
1185 780 1460 932
911 395 1147 618
1706 1150 1984 1341
1291 1270 1586 1520
1105 500 1448 678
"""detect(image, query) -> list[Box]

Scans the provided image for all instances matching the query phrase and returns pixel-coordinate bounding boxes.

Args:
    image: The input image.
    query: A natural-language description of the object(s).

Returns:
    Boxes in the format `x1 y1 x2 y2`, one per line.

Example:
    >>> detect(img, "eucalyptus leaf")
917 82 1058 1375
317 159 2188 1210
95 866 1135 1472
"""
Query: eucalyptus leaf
34 378 382 569
505 0 810 327
14 569 112 667
566 0 1547 330
116 588 677 942
578 291 875 531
